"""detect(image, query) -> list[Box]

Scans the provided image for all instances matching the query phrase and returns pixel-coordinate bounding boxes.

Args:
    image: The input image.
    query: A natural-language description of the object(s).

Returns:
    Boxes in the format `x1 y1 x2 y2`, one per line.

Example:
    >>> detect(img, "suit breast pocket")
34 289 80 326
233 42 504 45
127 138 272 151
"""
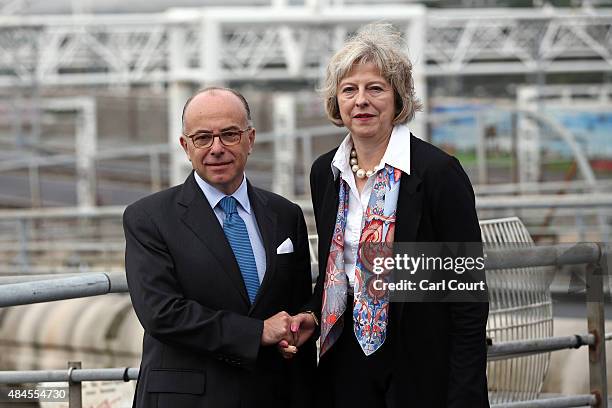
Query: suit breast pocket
273 253 295 290
276 253 295 268
147 368 205 408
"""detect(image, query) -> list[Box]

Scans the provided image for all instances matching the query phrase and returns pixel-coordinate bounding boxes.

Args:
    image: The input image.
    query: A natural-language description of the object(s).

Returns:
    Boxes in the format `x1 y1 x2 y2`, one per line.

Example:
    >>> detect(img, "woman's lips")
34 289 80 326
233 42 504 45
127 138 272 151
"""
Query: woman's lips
354 114 375 121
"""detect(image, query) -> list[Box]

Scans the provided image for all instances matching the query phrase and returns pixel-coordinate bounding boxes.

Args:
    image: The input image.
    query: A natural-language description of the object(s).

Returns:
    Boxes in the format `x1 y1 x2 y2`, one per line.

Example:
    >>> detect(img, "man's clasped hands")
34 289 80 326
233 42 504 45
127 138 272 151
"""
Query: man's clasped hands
260 311 318 359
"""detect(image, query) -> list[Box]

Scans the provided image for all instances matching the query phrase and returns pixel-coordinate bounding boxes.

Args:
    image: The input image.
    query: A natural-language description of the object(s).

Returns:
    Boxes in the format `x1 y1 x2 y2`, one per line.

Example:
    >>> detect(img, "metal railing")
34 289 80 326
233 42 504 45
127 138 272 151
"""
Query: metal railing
0 242 610 407
0 193 611 274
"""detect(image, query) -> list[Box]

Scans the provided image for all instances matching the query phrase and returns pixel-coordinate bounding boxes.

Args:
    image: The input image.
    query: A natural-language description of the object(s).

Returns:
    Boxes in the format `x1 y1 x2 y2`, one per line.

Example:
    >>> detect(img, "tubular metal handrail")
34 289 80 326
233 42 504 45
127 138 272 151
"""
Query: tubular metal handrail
0 367 139 383
0 243 608 308
0 242 609 407
491 395 598 408
0 333 605 381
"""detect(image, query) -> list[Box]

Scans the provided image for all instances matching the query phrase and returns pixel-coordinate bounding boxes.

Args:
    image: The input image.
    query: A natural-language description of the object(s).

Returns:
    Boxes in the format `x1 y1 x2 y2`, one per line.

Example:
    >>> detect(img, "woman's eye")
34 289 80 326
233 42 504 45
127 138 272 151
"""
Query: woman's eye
369 86 383 92
341 87 355 94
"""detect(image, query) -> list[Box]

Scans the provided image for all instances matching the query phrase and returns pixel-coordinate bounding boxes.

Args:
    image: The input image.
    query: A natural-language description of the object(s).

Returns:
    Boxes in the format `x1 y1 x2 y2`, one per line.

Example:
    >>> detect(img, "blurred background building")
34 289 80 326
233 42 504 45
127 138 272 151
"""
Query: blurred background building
0 0 610 406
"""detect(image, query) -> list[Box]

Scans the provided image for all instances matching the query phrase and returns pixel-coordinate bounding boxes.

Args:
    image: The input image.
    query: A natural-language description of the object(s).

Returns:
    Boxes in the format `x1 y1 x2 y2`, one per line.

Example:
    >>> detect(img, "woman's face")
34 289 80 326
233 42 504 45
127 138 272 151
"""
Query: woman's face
336 62 395 141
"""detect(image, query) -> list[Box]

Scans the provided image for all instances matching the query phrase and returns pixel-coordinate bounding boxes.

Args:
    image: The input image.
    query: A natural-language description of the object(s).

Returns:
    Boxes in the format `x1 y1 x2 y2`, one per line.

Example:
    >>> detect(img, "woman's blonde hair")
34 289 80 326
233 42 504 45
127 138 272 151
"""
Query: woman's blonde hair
321 23 422 126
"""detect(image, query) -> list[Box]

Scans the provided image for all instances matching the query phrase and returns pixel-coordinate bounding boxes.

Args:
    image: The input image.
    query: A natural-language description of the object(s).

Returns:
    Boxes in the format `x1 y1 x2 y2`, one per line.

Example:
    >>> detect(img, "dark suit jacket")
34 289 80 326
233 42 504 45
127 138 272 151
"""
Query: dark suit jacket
307 135 490 408
124 172 316 408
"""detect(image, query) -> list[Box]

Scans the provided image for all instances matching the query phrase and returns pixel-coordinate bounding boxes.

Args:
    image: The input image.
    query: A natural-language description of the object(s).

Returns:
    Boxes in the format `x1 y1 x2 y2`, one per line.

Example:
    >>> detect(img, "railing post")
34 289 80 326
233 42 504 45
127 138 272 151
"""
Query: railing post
150 150 162 192
586 257 608 408
67 361 82 408
16 219 29 273
28 164 41 207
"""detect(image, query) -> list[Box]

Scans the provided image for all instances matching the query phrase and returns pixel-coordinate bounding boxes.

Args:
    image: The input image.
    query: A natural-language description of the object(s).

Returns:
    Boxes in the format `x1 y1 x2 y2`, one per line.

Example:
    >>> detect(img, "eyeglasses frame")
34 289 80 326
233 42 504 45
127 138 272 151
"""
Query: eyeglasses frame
183 126 252 149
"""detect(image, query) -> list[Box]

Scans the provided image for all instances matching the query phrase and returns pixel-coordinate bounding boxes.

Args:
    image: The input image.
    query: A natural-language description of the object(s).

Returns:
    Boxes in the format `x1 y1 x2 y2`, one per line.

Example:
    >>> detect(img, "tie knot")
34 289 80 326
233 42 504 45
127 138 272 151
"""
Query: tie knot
219 196 238 215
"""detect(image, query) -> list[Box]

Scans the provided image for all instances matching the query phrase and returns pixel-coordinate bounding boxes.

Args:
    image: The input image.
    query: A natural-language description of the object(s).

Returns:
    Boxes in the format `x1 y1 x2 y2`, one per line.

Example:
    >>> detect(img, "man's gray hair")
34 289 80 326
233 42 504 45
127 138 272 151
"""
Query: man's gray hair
321 23 422 127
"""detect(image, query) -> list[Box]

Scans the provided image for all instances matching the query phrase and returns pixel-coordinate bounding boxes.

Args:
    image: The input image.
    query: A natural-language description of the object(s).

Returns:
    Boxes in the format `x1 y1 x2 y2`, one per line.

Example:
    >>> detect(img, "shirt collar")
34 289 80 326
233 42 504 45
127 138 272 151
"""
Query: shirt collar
330 123 412 179
194 171 252 214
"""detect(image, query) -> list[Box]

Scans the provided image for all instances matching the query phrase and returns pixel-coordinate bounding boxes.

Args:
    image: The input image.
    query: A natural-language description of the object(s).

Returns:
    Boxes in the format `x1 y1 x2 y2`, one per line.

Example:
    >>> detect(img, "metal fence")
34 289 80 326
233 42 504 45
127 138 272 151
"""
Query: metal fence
1 194 612 276
0 241 609 407
482 218 555 403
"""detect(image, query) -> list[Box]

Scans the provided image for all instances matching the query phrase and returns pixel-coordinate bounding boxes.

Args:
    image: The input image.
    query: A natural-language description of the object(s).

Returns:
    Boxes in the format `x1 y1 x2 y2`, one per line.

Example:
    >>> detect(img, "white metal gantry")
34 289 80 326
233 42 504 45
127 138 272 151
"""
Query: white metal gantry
0 6 610 86
0 5 610 184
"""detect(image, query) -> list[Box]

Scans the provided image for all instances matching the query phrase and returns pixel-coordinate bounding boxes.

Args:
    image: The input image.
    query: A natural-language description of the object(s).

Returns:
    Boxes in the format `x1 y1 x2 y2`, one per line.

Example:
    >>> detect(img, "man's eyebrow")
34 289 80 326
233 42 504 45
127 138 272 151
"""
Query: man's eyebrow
220 125 241 131
189 128 212 134
189 125 241 134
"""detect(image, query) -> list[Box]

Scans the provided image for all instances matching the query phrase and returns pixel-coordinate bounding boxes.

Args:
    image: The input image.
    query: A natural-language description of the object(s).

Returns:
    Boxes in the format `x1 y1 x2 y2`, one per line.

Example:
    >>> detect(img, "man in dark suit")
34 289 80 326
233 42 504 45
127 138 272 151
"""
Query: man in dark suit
124 87 316 408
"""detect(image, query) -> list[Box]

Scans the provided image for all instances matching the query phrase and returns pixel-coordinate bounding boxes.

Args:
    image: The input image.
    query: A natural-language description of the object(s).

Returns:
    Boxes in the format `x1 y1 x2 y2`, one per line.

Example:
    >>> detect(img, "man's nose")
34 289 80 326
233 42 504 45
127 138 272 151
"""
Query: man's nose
208 136 226 155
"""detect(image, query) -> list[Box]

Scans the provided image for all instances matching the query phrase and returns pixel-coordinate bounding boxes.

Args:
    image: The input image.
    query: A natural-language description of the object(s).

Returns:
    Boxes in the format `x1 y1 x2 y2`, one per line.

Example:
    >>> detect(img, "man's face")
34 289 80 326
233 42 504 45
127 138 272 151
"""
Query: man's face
180 91 255 195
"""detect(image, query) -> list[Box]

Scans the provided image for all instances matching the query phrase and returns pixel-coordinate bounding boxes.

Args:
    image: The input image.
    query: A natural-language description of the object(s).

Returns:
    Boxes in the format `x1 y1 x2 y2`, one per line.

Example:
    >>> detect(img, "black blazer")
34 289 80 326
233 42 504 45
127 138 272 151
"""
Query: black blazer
124 172 316 408
307 135 490 408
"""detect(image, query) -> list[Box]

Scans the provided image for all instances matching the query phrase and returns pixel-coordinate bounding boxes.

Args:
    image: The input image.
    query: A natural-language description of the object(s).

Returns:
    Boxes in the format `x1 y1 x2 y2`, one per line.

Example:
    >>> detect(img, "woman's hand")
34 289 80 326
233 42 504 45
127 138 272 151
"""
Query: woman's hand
277 313 317 359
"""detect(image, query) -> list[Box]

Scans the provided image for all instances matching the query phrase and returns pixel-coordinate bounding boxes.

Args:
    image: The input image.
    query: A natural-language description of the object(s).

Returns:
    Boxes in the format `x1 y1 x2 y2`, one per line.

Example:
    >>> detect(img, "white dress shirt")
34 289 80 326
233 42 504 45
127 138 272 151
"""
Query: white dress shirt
194 172 267 283
330 124 412 289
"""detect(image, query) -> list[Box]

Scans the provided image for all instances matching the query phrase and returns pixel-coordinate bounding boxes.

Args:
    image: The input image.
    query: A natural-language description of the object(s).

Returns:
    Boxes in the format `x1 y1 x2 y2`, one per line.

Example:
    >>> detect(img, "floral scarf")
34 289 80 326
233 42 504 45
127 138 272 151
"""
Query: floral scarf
320 164 401 356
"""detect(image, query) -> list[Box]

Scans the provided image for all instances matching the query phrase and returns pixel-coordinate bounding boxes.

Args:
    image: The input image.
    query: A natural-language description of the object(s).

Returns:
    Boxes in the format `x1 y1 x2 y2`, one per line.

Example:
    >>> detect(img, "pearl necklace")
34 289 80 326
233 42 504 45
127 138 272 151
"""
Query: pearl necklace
350 148 375 179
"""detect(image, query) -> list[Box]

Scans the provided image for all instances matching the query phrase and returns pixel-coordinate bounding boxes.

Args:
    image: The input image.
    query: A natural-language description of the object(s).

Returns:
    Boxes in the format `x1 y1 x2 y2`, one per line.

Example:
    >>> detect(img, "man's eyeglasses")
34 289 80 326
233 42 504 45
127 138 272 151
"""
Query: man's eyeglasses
184 127 252 149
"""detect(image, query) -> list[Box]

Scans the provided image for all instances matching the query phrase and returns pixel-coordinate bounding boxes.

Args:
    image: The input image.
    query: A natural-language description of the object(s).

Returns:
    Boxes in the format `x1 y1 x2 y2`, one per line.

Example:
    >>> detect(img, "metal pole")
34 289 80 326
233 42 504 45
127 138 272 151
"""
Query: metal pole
586 261 608 407
28 163 41 207
487 334 594 361
0 367 140 384
490 394 597 408
476 112 487 185
516 88 541 192
167 22 192 186
406 6 427 141
302 132 313 196
150 149 162 192
577 213 586 242
67 361 82 408
12 95 24 149
272 93 296 198
511 111 518 184
16 218 29 273
75 99 97 208
201 13 222 88
0 272 128 307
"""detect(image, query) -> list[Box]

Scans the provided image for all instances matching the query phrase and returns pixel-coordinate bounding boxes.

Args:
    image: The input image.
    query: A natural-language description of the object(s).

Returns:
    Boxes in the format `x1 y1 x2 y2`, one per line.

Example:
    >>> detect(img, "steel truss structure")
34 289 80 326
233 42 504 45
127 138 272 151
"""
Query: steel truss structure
426 8 612 76
0 5 610 185
0 6 610 88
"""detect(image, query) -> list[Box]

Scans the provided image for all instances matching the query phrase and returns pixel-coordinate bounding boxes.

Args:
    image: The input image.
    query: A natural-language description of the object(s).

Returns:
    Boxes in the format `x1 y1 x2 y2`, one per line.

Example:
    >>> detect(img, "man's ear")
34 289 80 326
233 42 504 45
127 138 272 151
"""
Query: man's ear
248 128 256 154
179 136 191 160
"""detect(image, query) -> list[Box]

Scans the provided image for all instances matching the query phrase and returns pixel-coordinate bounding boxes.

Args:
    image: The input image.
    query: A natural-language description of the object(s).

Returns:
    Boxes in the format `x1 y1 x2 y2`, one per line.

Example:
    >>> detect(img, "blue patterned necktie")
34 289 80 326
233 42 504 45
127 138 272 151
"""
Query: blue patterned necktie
218 196 260 304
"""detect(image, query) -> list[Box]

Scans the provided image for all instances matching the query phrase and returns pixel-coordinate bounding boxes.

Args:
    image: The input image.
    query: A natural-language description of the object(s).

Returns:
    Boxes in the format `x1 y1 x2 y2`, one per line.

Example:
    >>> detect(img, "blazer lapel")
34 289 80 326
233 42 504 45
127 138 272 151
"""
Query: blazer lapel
318 175 340 269
391 138 423 332
178 173 250 307
248 182 277 313
394 170 423 243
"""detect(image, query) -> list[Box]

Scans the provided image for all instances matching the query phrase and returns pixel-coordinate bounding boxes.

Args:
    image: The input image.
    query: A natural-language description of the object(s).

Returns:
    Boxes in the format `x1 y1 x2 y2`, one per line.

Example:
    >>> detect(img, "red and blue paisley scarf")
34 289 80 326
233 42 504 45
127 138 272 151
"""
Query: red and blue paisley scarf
320 164 401 356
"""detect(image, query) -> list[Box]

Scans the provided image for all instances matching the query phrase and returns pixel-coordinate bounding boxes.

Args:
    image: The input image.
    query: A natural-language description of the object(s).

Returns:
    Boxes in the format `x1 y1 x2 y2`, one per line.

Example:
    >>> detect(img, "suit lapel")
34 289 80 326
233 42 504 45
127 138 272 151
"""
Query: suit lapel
247 182 277 313
178 173 250 307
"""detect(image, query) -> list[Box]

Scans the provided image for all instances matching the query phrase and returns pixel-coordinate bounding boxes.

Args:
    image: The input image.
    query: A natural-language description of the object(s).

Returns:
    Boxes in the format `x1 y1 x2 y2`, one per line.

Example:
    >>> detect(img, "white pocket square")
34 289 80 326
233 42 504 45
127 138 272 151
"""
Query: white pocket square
276 238 294 254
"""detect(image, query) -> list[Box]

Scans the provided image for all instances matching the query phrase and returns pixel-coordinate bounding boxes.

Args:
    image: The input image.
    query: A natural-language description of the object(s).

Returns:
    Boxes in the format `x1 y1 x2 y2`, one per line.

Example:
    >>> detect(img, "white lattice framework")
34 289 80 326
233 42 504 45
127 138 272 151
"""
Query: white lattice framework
0 6 610 87
1 5 610 184
426 8 612 76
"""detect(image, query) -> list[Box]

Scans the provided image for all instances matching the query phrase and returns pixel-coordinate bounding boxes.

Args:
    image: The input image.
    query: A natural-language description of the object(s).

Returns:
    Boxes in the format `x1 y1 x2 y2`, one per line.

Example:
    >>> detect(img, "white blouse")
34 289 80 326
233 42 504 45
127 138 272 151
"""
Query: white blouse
330 124 412 290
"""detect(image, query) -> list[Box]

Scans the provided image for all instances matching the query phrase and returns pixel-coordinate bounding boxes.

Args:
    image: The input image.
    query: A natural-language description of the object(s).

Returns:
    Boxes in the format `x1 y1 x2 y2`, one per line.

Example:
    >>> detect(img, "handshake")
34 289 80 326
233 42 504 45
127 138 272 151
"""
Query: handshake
260 311 318 359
